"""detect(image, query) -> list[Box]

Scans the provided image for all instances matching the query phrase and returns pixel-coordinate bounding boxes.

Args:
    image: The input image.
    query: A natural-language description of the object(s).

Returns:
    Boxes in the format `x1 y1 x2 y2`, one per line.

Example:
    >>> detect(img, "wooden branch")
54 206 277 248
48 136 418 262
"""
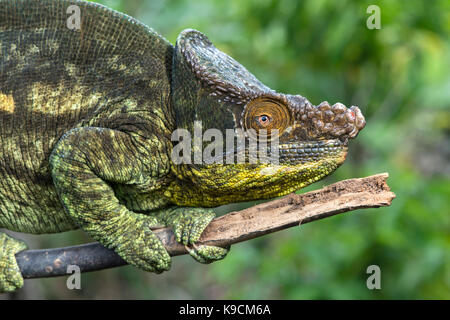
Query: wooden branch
16 173 395 279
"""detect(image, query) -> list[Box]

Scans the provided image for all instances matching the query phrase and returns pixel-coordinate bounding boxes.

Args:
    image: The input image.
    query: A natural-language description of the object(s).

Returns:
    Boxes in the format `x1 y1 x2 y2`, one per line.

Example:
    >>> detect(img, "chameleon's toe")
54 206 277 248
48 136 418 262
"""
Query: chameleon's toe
161 207 228 264
114 221 171 274
0 233 28 293
186 244 229 264
117 238 171 274
140 245 171 274
172 208 215 245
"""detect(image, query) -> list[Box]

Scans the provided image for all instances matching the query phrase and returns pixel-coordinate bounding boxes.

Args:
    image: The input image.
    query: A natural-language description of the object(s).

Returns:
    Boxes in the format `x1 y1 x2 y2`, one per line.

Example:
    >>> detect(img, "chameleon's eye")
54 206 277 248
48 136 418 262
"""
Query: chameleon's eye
257 114 272 127
243 97 291 138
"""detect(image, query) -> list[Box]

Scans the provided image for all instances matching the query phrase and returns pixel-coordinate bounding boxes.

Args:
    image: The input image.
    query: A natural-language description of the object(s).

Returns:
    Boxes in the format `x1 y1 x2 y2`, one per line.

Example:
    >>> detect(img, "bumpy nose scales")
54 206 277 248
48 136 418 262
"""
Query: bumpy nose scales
345 109 356 122
324 102 365 140
351 106 366 130
292 97 365 141
331 102 346 114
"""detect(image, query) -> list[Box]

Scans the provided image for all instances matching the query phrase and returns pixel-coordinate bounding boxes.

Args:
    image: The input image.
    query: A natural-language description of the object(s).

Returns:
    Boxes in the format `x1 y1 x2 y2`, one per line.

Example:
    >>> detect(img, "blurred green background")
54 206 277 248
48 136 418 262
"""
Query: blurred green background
3 0 449 299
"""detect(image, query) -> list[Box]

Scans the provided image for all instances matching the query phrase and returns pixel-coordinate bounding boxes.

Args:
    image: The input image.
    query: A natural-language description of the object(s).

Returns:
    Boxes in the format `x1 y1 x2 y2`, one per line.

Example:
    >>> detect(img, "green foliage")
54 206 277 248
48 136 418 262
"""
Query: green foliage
12 0 450 299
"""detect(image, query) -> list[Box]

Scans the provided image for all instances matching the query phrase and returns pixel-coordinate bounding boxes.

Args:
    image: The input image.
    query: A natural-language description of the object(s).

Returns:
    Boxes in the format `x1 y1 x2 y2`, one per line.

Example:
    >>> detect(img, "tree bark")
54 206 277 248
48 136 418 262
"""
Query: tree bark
16 173 395 279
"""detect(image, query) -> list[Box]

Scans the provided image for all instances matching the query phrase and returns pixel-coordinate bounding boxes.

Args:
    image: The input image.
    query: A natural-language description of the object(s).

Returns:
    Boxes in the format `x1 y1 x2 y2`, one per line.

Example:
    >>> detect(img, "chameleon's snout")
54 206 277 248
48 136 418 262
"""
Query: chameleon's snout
314 102 366 141
344 104 366 139
287 96 366 142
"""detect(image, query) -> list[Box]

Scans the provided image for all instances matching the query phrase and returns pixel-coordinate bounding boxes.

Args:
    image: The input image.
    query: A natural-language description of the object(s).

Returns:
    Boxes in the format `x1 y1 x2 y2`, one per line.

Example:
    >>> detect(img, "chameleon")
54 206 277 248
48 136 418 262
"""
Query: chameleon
0 0 365 293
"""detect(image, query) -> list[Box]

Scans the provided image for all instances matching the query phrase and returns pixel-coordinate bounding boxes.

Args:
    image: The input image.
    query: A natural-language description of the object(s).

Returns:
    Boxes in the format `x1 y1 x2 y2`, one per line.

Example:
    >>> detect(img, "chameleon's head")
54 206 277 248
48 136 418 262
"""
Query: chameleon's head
168 29 365 206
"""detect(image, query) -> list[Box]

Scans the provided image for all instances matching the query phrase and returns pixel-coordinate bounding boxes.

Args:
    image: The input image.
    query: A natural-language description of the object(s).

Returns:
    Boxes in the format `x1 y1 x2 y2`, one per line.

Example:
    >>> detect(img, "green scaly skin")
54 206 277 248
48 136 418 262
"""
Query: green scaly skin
0 233 27 292
0 0 365 292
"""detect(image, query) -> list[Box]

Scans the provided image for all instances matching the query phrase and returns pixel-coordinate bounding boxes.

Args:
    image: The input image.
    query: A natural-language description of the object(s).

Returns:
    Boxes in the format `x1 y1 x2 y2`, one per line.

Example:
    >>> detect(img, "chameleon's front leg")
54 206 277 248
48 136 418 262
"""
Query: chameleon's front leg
157 207 229 263
50 127 171 273
0 232 27 293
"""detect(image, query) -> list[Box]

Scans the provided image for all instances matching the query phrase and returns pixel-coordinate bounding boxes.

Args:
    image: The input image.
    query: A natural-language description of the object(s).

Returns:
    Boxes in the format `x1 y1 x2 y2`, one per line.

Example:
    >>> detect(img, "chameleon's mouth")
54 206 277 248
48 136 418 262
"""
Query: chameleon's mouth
278 139 348 165
209 138 348 166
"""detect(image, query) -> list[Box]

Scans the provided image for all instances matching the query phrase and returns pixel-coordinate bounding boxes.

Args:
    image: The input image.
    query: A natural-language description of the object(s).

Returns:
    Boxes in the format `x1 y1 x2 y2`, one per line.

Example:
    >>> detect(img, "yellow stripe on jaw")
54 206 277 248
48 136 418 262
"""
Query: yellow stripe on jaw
0 93 15 113
166 156 344 207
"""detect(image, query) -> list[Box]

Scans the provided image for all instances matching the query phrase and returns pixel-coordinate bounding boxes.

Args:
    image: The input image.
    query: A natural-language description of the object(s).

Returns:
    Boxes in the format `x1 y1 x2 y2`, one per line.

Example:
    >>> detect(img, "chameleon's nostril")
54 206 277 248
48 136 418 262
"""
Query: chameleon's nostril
345 110 356 122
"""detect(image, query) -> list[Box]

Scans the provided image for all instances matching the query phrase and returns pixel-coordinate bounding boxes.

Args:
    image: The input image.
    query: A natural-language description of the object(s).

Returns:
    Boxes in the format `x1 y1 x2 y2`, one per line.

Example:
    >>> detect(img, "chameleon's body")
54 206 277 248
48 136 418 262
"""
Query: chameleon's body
0 0 365 292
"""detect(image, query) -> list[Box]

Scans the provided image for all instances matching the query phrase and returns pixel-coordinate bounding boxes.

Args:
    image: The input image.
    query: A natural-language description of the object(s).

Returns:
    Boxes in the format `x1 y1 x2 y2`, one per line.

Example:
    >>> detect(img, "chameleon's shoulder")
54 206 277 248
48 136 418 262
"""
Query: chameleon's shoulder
0 0 174 64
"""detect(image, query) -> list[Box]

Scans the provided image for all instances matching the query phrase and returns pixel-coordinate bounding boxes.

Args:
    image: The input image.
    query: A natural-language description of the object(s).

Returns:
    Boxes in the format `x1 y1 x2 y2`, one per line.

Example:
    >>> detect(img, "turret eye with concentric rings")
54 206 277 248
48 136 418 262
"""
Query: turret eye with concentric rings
243 97 292 139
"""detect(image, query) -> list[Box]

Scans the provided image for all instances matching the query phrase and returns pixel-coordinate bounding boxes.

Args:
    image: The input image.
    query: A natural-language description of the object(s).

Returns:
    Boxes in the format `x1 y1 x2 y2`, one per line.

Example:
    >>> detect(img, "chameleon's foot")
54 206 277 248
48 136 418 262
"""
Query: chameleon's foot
168 208 230 264
114 217 171 274
171 208 215 245
0 233 27 293
186 244 229 264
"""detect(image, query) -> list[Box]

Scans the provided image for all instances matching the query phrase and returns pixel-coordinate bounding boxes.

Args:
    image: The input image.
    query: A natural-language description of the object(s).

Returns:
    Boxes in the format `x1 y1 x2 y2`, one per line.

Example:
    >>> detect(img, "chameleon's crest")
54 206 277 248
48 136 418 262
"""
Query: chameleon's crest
176 29 272 103
172 29 277 136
